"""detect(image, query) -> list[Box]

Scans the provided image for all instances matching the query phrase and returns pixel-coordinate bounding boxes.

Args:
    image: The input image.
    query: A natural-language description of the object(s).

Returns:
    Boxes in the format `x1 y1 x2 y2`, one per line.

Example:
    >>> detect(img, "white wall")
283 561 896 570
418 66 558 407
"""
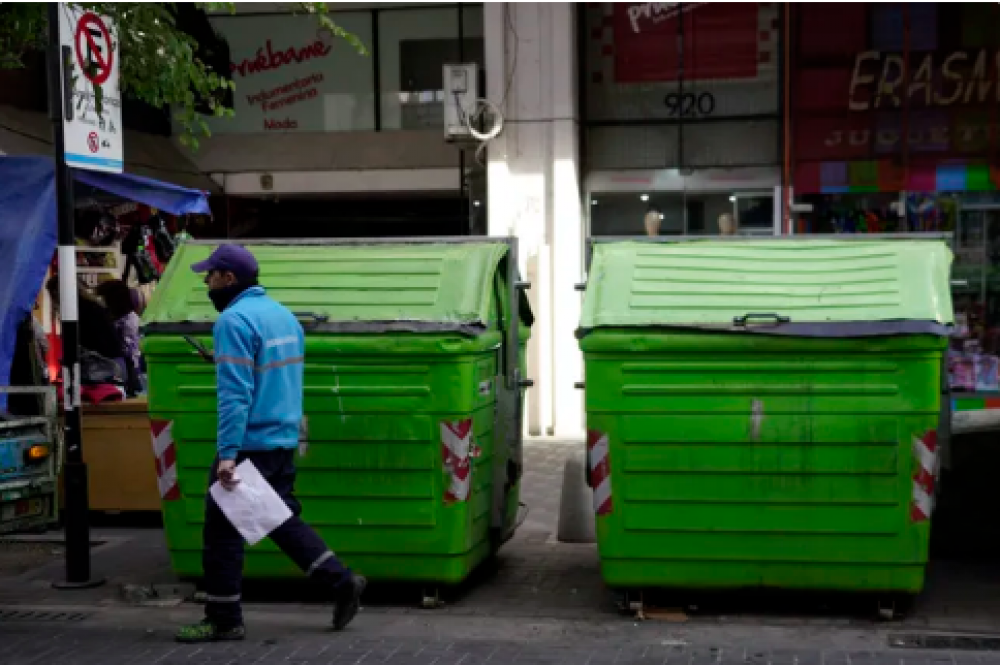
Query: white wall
486 2 584 439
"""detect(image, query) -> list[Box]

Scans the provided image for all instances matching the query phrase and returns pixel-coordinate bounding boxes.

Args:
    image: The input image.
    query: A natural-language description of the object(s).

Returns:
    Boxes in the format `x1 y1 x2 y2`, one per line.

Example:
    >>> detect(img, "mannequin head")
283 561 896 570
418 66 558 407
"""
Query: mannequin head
718 212 737 236
644 206 662 237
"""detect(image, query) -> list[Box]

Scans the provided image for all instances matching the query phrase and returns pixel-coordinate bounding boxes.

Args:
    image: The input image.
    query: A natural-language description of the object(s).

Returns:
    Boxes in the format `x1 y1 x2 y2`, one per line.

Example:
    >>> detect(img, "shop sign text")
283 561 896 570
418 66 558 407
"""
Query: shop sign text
824 123 996 152
849 49 1000 111
664 91 716 117
231 37 332 78
625 3 705 34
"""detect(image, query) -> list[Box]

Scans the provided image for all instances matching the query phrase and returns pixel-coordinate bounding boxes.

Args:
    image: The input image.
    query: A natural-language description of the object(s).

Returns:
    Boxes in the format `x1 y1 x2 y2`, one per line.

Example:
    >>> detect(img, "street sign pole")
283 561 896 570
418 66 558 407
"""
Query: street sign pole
47 2 104 590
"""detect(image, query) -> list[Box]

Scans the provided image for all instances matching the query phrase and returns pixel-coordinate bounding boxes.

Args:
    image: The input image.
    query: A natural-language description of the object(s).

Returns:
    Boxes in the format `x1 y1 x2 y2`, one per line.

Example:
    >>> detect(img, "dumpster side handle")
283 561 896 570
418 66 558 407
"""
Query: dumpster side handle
733 313 791 327
293 312 330 328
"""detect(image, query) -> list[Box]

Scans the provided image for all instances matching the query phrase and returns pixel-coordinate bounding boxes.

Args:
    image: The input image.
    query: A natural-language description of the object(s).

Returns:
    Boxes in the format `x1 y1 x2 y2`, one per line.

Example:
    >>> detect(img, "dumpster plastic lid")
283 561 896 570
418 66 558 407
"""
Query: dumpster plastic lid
143 241 533 335
579 239 954 338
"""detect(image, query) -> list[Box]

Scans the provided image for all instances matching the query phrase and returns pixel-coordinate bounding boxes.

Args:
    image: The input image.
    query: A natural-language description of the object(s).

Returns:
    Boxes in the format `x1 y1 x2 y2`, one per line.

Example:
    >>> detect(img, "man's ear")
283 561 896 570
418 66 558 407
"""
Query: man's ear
224 271 239 286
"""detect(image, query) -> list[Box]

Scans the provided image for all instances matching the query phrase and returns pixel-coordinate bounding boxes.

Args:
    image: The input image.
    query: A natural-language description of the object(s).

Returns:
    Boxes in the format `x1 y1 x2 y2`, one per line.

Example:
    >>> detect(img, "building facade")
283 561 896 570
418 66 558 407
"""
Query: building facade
482 2 785 437
0 3 995 436
5 3 983 437
787 3 1000 406
188 3 486 238
176 2 1000 438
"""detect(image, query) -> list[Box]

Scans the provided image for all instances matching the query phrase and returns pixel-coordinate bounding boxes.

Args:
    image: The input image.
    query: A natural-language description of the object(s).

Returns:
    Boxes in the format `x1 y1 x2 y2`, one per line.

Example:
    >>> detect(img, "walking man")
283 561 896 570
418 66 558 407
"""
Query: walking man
176 244 365 643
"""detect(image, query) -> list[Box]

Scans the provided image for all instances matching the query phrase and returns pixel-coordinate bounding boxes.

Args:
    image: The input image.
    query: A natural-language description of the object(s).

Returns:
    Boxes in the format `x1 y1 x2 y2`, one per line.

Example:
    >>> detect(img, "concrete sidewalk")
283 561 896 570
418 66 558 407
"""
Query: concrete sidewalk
3 441 1000 662
0 590 984 665
1 600 998 665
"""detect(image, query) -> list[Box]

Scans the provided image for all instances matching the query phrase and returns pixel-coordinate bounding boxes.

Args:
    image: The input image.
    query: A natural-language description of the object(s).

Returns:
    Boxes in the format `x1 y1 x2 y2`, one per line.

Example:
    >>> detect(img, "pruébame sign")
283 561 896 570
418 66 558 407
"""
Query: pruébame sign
58 4 123 173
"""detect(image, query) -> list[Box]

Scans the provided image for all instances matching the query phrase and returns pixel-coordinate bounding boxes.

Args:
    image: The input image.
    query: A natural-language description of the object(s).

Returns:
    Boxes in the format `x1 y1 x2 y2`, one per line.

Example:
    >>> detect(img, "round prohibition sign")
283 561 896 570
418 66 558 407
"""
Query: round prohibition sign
74 12 114 86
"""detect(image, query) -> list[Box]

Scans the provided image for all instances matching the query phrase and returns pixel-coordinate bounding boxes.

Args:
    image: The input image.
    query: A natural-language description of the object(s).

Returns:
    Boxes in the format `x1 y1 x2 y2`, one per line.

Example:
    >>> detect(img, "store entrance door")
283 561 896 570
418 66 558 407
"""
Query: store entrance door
954 206 1000 317
937 203 1000 567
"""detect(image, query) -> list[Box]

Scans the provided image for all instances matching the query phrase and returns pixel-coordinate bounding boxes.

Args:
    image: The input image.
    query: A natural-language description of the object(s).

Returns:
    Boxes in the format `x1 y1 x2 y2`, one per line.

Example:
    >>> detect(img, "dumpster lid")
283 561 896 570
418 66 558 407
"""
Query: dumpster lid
579 239 954 338
144 240 530 335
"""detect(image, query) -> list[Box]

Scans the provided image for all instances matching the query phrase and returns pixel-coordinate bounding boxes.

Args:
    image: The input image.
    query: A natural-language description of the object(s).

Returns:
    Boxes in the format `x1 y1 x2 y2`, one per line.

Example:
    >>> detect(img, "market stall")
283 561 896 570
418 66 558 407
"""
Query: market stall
0 155 212 516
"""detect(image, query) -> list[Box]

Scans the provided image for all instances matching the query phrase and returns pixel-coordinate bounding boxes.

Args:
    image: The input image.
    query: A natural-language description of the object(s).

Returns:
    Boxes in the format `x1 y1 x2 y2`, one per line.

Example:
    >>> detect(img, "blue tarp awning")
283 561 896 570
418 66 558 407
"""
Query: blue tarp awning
0 155 212 409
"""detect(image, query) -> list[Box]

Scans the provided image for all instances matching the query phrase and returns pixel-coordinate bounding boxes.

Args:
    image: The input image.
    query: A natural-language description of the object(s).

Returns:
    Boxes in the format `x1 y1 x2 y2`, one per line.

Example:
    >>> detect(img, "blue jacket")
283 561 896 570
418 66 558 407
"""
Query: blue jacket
213 286 304 460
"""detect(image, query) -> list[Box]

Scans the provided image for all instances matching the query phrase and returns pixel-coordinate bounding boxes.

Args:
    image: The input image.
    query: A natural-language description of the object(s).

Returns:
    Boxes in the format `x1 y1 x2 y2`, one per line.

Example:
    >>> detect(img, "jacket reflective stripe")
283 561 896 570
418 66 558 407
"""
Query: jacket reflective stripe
217 355 303 372
265 335 298 348
255 356 304 373
216 354 254 367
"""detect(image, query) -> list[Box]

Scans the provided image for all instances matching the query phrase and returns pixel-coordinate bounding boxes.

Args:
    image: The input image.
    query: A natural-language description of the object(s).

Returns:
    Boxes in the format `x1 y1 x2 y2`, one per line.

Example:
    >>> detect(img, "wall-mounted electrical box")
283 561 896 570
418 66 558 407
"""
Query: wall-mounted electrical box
443 63 479 142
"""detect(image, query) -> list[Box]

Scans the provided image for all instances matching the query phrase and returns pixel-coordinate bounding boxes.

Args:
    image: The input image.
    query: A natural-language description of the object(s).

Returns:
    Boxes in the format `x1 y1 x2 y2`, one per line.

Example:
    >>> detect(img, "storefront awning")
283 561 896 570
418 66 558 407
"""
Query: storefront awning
0 154 211 411
0 104 220 194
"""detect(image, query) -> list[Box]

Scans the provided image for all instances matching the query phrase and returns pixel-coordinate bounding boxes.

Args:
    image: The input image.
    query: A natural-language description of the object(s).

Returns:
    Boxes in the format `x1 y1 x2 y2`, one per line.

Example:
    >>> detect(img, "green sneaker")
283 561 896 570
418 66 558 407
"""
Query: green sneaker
175 620 246 644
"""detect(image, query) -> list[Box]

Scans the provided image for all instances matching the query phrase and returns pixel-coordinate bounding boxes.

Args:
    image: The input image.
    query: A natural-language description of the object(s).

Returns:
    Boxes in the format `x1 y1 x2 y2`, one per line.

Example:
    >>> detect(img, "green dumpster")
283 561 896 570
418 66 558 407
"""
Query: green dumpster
578 239 952 595
142 240 532 589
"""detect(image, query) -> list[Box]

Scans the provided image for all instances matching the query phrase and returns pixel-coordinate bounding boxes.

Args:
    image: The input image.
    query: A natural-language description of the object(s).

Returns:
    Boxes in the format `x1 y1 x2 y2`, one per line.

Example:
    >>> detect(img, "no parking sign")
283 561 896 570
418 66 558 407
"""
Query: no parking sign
57 4 123 173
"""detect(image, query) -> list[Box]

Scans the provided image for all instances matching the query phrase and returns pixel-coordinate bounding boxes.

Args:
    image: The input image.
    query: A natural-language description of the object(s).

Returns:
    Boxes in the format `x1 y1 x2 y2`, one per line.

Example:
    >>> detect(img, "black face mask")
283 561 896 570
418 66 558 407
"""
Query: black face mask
209 284 248 312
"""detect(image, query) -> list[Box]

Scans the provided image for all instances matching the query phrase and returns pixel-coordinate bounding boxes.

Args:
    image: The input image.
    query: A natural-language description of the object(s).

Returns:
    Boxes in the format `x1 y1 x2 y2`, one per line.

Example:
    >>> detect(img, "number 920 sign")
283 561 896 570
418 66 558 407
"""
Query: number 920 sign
664 92 716 118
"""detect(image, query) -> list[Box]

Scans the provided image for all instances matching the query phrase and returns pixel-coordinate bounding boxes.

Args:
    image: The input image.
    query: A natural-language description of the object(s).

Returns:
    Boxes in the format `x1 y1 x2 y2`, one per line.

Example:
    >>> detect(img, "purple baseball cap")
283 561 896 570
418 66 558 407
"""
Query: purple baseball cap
191 244 259 283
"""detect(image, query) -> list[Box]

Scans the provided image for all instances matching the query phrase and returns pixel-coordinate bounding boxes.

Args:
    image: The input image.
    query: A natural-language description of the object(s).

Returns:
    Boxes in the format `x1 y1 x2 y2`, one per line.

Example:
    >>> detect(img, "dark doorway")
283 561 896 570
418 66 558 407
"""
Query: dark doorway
237 193 471 238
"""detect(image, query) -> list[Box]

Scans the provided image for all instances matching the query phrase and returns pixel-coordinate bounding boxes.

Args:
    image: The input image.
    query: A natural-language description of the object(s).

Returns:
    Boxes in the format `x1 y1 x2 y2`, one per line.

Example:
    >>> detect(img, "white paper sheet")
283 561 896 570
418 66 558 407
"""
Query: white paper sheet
209 460 293 546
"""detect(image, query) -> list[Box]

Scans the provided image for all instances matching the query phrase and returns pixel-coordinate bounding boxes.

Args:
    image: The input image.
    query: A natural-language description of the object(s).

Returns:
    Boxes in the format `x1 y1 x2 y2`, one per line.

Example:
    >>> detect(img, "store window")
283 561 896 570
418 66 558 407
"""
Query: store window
797 191 1000 394
195 6 485 134
790 3 1000 396
934 195 1000 395
378 6 484 131
589 190 774 236
582 3 780 170
205 12 376 134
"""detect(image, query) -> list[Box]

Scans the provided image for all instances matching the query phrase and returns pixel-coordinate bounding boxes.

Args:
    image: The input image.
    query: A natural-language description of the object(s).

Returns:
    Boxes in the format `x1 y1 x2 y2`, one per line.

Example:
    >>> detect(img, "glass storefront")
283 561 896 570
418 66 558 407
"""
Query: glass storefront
588 189 775 236
791 3 1000 398
796 191 1000 396
378 5 483 131
202 4 483 135
951 200 1000 394
580 3 782 237
581 3 780 171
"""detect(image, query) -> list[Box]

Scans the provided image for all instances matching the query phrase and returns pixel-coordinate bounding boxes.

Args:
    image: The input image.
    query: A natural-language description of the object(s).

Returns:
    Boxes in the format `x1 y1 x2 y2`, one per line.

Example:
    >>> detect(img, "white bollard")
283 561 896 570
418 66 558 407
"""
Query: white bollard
557 451 596 543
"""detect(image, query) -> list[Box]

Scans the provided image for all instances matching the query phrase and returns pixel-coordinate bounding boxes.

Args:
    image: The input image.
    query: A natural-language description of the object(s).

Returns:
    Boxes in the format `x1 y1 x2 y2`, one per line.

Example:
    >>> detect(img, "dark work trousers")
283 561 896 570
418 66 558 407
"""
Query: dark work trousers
203 448 352 629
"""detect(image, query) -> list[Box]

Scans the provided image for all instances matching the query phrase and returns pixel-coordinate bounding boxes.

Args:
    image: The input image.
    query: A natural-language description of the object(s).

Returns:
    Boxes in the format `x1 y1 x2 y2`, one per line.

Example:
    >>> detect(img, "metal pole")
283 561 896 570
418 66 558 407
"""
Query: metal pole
46 3 103 590
458 3 470 235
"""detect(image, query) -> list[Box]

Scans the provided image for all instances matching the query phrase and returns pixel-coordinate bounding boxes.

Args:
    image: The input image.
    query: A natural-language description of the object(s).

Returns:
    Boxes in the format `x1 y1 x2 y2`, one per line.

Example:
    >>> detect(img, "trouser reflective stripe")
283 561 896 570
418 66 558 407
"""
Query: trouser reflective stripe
307 551 334 576
206 594 241 603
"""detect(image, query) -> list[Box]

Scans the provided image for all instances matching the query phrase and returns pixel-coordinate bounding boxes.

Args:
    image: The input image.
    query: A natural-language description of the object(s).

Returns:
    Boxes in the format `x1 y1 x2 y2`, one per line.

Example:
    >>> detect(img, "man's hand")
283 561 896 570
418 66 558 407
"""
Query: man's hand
217 459 240 491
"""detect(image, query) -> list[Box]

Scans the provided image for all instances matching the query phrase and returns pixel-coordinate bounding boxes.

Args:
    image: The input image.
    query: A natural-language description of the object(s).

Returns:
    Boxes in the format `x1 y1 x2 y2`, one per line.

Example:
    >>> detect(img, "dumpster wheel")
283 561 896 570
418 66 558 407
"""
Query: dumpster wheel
618 590 645 619
421 587 444 610
877 599 896 621
876 594 914 621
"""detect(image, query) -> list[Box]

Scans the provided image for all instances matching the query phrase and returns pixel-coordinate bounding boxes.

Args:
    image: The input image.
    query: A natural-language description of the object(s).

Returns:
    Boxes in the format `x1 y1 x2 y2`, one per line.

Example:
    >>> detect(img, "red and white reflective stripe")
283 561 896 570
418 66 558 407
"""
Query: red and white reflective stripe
911 430 939 522
150 419 180 501
441 419 478 503
588 429 613 516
